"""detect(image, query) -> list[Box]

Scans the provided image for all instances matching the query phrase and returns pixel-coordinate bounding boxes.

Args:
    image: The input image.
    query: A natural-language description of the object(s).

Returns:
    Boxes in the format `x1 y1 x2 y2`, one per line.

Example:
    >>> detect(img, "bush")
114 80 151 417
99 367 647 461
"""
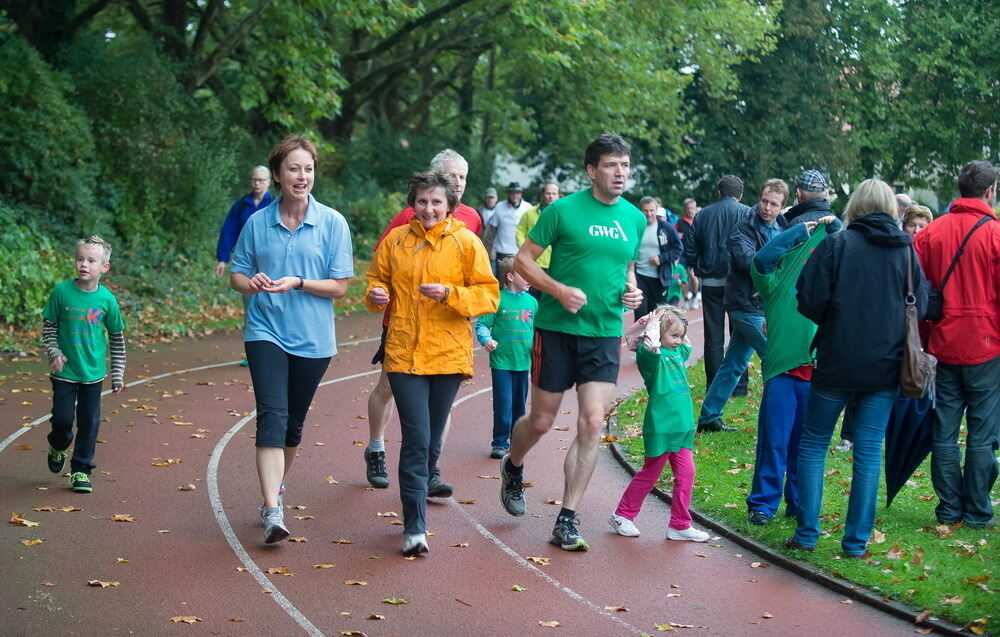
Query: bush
0 200 71 332
0 33 100 230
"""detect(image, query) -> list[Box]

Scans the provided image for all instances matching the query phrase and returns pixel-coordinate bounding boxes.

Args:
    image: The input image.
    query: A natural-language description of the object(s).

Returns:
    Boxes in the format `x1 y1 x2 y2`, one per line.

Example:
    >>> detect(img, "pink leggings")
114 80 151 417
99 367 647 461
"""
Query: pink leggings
614 448 695 530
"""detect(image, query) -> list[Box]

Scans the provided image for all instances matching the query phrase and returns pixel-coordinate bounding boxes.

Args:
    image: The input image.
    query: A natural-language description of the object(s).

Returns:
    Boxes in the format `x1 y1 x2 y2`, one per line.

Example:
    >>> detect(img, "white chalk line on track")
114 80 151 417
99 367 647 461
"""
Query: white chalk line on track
0 336 382 454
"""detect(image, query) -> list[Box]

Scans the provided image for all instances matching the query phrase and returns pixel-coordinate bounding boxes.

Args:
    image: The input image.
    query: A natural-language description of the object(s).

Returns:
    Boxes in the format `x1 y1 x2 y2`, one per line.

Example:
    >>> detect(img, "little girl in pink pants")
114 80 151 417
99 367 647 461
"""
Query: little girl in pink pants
610 305 710 542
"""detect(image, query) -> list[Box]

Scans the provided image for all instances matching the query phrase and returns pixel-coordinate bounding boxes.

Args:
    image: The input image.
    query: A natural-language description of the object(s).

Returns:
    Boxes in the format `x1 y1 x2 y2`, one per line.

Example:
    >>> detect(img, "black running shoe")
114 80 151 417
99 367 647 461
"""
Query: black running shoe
47 446 67 474
550 516 588 551
499 454 526 516
364 448 389 489
427 467 453 498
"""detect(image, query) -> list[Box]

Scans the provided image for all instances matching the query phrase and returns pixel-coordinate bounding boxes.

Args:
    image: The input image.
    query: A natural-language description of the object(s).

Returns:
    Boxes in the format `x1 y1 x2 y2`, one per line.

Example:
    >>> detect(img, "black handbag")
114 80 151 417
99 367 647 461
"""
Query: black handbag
924 216 991 321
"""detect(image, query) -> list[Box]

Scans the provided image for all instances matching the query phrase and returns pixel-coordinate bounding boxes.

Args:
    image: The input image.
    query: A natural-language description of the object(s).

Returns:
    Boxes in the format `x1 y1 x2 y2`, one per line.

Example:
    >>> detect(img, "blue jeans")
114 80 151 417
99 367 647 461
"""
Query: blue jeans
931 357 1000 525
491 368 529 450
794 387 895 555
746 374 807 517
698 310 766 424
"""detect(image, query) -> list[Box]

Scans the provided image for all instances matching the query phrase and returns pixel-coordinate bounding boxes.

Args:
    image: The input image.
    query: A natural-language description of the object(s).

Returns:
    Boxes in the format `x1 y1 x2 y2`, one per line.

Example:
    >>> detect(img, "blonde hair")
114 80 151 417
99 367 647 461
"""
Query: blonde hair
844 178 897 224
902 204 933 227
656 304 688 341
77 234 112 262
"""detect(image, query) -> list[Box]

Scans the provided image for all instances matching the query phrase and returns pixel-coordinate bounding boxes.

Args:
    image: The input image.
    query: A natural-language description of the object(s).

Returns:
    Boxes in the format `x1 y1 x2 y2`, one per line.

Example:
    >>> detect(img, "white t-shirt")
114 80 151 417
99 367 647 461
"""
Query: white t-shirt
488 199 533 255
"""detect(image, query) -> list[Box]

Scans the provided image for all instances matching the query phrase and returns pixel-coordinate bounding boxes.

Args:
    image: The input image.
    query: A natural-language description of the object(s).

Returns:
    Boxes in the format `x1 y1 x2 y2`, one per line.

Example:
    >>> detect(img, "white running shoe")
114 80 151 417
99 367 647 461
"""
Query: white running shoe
608 513 640 537
402 533 429 557
666 526 710 542
262 507 289 544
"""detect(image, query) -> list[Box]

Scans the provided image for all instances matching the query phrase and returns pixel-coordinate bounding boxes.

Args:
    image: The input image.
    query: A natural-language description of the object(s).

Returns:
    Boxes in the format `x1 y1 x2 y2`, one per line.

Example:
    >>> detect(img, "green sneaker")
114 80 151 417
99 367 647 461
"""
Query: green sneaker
69 472 93 493
47 446 67 473
550 516 588 551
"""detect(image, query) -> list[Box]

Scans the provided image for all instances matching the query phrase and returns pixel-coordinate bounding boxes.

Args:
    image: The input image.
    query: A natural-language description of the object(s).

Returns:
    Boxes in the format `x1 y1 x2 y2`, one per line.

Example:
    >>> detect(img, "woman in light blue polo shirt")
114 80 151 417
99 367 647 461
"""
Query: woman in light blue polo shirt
230 134 354 545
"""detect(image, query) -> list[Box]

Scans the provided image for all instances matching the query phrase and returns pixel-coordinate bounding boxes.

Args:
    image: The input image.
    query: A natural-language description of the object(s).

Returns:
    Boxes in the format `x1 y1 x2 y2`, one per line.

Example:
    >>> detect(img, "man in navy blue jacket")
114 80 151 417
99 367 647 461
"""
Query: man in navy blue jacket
215 166 273 277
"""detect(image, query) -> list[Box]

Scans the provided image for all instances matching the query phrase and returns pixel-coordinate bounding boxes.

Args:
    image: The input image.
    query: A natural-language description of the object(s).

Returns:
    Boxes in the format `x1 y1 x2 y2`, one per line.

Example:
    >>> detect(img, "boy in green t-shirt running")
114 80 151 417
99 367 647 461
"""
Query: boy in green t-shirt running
475 257 538 459
42 235 126 493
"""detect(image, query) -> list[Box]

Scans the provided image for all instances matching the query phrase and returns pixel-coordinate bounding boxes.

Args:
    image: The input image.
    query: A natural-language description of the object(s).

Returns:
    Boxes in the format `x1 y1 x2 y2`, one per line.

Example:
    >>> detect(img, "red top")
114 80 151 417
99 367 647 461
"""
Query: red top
913 198 1000 365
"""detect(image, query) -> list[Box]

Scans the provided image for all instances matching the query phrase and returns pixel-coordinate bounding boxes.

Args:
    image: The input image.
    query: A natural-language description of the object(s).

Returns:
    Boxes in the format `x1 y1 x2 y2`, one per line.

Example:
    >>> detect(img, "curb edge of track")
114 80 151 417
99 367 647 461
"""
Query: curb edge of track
605 418 969 637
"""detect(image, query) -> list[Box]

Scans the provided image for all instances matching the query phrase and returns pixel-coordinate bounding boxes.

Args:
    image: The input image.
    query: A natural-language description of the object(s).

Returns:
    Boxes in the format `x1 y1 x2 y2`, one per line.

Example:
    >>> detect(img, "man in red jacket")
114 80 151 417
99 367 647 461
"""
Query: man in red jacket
913 160 1000 528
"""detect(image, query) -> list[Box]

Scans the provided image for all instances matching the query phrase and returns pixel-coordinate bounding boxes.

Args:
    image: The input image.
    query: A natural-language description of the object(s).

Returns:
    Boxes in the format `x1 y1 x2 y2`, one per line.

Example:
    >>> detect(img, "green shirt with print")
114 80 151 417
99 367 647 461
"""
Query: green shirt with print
478 289 537 371
43 280 126 383
528 189 645 337
636 343 696 456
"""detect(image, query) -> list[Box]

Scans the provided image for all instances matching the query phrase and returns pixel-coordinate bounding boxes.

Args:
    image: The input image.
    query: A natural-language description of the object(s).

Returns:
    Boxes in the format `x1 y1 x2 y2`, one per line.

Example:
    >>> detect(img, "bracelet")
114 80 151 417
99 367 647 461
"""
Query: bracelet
441 287 451 303
295 276 305 290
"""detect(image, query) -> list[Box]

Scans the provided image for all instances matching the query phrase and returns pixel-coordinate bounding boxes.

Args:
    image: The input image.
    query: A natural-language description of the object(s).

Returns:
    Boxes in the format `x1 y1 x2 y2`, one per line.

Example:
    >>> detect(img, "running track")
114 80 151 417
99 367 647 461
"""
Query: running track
0 311 918 636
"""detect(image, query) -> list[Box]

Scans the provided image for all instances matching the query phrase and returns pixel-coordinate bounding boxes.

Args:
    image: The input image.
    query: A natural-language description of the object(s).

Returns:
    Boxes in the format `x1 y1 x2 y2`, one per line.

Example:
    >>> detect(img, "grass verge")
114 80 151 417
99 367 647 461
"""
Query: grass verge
609 358 996 635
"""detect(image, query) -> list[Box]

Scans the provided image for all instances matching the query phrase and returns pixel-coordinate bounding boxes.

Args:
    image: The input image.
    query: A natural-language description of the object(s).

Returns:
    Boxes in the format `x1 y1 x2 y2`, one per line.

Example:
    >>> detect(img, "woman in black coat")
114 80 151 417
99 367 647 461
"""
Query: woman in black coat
789 178 927 557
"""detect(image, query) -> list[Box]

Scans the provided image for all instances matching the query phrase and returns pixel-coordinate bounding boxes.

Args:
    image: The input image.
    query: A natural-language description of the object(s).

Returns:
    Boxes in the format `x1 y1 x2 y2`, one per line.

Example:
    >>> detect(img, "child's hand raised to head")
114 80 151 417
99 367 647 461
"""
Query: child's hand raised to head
49 355 66 374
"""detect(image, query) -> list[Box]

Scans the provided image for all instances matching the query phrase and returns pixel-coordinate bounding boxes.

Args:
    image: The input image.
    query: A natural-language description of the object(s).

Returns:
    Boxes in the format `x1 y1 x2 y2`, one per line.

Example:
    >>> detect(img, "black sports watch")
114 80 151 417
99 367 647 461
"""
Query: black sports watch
295 276 305 290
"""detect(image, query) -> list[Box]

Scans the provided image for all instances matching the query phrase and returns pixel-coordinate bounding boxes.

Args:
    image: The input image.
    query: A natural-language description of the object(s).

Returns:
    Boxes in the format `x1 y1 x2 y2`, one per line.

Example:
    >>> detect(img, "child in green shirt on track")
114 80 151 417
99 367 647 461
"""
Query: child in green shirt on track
610 305 709 542
665 261 689 307
475 256 537 459
42 235 126 493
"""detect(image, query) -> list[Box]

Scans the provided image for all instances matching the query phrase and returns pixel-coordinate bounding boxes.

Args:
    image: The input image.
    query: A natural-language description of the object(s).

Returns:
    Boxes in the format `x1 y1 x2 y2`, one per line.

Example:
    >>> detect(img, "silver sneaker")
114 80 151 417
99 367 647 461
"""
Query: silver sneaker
402 533 429 557
257 482 286 524
262 507 289 544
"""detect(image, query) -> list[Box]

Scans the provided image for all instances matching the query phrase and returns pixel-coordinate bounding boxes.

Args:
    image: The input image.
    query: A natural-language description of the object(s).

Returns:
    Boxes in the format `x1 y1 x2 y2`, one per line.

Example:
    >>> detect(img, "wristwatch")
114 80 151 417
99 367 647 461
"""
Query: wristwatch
295 276 305 290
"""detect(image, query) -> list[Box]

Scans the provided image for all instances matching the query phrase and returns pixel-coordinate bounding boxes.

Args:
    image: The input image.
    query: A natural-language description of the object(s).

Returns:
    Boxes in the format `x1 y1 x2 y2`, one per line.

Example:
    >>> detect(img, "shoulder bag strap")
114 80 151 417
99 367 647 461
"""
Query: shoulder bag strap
905 247 915 303
938 215 992 292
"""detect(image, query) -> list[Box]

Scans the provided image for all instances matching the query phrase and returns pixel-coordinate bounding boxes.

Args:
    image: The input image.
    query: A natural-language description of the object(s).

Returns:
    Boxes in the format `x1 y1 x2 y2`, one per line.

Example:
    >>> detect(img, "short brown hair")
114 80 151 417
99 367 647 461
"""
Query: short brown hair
268 135 317 192
760 178 789 202
406 171 458 213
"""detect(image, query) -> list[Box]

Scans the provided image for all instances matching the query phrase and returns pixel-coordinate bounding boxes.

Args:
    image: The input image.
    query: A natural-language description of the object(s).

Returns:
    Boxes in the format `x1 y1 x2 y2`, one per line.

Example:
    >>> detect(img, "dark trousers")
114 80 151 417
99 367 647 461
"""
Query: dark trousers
491 368 529 449
387 373 463 534
931 357 1000 525
701 285 726 386
246 341 330 448
635 273 665 321
49 378 103 474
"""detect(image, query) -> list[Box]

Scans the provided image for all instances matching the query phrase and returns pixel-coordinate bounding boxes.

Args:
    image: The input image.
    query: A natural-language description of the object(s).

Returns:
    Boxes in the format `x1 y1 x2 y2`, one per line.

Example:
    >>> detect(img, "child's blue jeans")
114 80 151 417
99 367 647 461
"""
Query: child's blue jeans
48 377 104 474
491 368 529 450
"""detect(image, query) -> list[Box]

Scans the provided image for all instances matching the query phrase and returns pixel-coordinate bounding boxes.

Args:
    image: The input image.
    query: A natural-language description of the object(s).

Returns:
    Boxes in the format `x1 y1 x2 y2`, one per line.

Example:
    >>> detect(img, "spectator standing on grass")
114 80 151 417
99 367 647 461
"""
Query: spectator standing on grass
682 176 750 389
913 160 1000 528
634 195 682 320
695 179 789 433
43 235 126 495
609 305 709 542
789 178 927 557
475 256 537 459
746 216 841 526
215 166 273 278
230 135 354 545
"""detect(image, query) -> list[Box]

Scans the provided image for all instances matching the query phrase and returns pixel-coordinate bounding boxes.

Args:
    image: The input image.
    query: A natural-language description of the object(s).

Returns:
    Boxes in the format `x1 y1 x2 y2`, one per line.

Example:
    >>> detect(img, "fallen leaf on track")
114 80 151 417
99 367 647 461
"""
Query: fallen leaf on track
761 612 774 619
344 580 367 586
293 515 314 520
230 617 245 622
477 475 499 480
88 580 120 588
338 631 367 637
605 605 629 612
41 581 55 587
451 542 470 548
20 539 43 546
382 598 408 605
543 499 562 505
313 563 335 569
511 584 527 592
169 616 201 624
265 566 293 576
367 614 385 620
538 620 560 628
526 556 551 566
749 562 768 568
18 443 32 450
9 513 39 527
289 537 308 543
457 499 476 505
177 483 197 491
326 476 339 484
111 514 137 523
331 539 353 544
376 511 399 518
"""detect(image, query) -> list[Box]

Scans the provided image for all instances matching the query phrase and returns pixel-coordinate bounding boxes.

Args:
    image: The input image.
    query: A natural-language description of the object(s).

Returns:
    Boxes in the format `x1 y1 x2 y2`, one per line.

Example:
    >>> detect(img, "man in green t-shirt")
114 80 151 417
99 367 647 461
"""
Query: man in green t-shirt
498 133 645 552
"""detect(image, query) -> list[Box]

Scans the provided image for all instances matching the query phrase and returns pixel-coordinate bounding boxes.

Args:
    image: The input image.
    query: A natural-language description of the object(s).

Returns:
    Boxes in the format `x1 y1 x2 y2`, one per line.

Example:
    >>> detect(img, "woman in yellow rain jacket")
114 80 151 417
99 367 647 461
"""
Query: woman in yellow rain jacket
365 171 498 556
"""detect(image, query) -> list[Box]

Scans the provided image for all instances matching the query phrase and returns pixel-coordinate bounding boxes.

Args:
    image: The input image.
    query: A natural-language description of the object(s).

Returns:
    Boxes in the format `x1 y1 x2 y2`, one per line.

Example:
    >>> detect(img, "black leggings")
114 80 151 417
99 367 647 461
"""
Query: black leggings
387 373 463 534
49 378 103 474
246 340 330 448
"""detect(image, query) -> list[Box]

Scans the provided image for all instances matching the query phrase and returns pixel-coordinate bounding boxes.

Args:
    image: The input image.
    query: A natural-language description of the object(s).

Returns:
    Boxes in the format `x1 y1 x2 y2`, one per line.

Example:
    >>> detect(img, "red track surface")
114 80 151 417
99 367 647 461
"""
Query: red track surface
1 311 918 636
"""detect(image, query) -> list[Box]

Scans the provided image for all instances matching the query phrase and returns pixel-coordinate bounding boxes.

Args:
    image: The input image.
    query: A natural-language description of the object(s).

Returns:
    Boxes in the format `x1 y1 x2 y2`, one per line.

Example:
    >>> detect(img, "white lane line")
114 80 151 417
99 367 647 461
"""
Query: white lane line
0 336 381 454
447 389 645 636
206 368 380 637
